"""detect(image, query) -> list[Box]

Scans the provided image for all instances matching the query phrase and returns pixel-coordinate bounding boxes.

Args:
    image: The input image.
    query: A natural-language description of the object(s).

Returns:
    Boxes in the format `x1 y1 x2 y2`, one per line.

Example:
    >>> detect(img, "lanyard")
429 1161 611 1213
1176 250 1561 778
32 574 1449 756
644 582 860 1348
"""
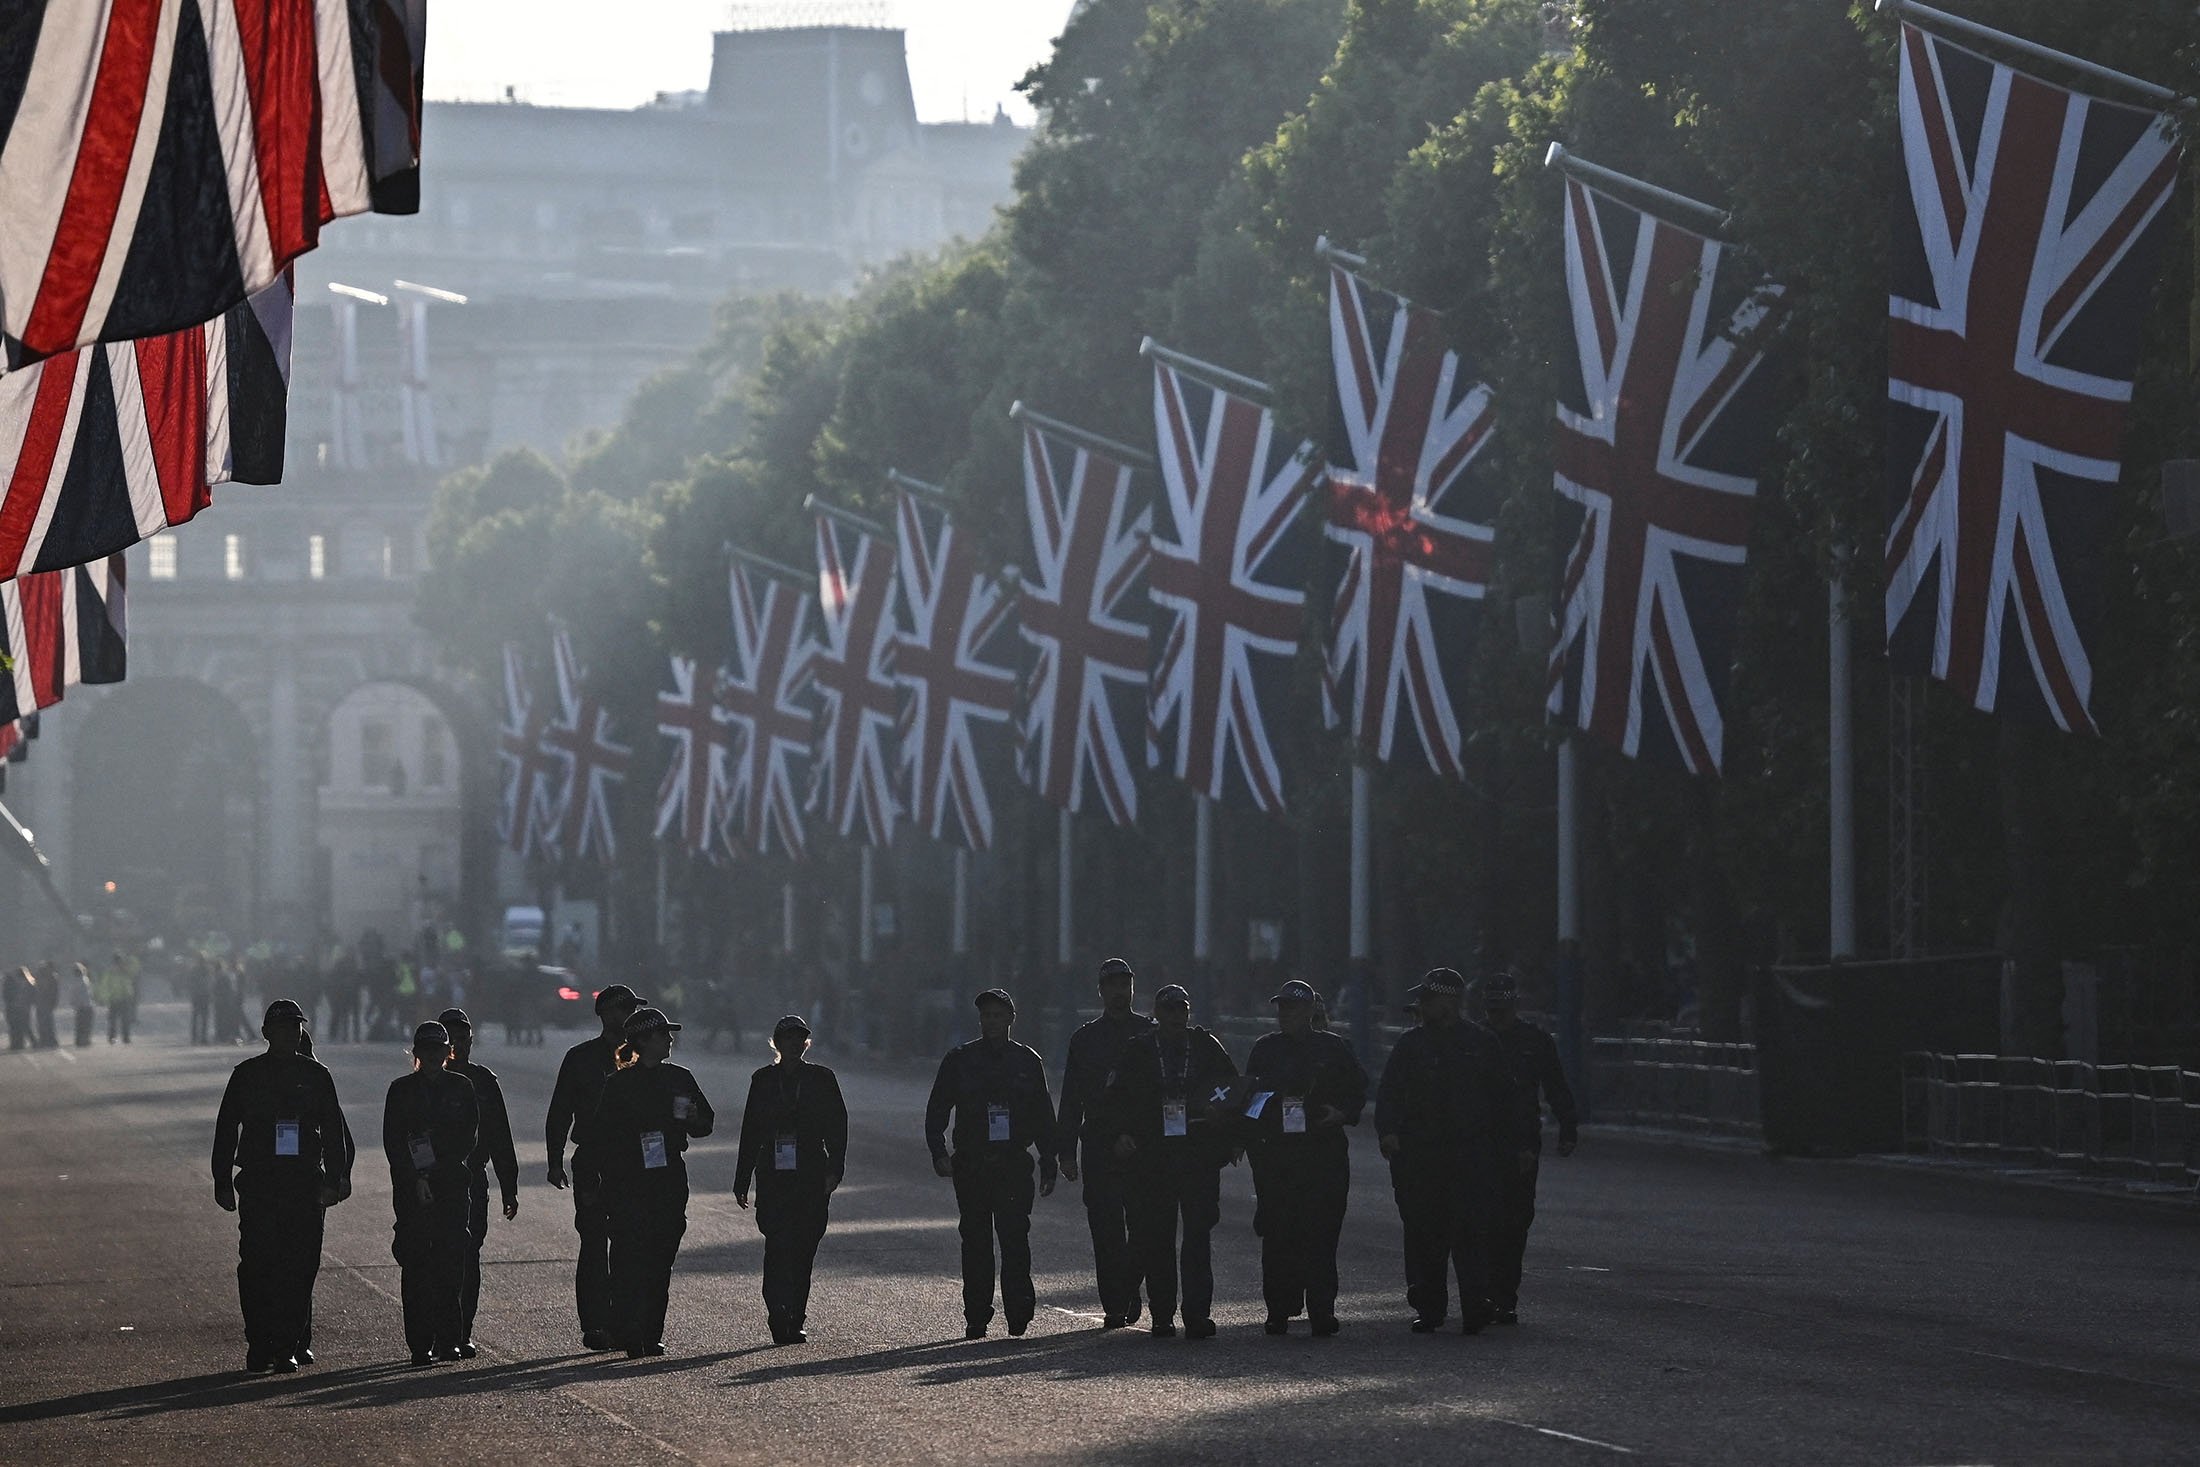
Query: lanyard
1162 1037 1189 1090
775 1064 804 1123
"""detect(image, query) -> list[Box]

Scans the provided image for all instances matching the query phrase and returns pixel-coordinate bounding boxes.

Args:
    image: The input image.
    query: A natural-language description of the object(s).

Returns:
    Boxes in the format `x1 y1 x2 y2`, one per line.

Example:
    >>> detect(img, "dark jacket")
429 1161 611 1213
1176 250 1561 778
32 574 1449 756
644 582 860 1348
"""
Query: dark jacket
1107 1025 1240 1162
1492 1019 1580 1151
1374 1019 1522 1166
450 1058 521 1205
1240 1030 1369 1146
587 1062 715 1188
734 1061 848 1198
383 1068 479 1195
545 1034 621 1186
926 1037 1058 1182
1057 1011 1155 1165
212 1051 350 1195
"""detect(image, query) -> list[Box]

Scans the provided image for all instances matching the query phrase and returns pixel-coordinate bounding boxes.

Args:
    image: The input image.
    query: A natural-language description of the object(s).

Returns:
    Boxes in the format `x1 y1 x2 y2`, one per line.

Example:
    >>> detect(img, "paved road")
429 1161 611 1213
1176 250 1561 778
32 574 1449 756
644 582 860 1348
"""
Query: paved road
3 1003 2197 1465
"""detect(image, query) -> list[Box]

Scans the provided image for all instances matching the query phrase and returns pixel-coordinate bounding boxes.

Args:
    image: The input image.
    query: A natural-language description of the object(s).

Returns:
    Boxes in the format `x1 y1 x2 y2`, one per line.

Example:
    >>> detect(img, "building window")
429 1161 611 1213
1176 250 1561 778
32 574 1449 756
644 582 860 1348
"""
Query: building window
308 534 326 581
383 533 414 580
224 534 246 580
360 718 397 788
149 534 177 580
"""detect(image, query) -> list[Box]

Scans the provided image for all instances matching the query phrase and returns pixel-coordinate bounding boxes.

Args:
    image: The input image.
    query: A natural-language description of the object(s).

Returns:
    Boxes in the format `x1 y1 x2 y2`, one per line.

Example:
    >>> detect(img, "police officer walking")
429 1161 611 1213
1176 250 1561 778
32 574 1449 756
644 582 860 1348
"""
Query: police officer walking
384 1021 480 1366
211 999 351 1373
925 989 1057 1339
1374 967 1523 1334
1482 969 1579 1324
1387 981 1429 1314
1057 956 1154 1329
589 1006 715 1358
733 1014 848 1344
1106 983 1238 1339
545 983 644 1351
438 1008 519 1356
1242 979 1367 1336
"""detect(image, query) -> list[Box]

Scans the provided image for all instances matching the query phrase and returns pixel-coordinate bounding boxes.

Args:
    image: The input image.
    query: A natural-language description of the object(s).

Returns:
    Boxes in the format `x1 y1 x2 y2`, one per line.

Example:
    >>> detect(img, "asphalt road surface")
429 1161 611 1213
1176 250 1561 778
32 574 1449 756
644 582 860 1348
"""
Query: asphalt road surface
4 1002 2198 1465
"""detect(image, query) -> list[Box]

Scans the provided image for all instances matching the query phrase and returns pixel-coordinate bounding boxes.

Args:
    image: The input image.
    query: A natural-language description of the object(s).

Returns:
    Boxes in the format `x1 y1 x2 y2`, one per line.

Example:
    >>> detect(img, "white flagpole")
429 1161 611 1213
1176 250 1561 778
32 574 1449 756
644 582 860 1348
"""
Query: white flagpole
1829 577 1858 959
1193 794 1214 968
858 845 875 967
952 846 971 956
1349 762 1372 969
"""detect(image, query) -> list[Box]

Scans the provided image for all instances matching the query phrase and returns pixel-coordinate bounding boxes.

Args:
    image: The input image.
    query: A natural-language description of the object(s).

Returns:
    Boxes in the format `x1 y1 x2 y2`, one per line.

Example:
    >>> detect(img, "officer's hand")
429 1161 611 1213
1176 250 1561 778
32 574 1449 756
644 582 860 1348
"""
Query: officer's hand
1517 1149 1536 1174
932 1154 954 1180
826 1168 843 1196
1112 1135 1138 1161
1039 1175 1055 1198
1315 1105 1346 1131
1379 1133 1401 1159
316 1183 340 1208
415 1177 434 1206
1557 1133 1578 1158
336 1174 354 1203
547 1161 569 1190
733 1191 750 1211
214 1182 237 1213
1060 1156 1081 1183
503 1196 520 1220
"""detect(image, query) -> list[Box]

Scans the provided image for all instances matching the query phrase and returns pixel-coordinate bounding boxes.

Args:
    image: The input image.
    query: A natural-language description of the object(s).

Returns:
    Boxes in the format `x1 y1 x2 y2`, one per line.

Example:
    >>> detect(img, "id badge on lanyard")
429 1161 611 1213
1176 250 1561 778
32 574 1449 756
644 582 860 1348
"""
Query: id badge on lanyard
774 1134 799 1170
274 1120 302 1157
1162 1101 1188 1138
407 1133 436 1170
987 1102 1011 1143
641 1131 669 1169
1281 1097 1308 1135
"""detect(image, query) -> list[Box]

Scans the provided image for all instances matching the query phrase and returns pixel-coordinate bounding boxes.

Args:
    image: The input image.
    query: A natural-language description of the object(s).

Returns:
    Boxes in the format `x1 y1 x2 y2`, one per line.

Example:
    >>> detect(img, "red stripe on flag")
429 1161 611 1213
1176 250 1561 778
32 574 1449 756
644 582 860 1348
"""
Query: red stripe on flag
233 0 324 264
0 354 85 571
16 572 65 707
135 326 212 525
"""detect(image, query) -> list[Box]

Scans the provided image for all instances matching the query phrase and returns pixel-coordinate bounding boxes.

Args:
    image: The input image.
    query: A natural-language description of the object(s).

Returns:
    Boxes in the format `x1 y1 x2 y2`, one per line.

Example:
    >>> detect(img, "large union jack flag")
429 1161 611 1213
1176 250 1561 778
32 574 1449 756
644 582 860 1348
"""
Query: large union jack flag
1015 417 1150 825
808 514 900 847
720 563 816 859
1547 176 1781 776
654 655 735 861
894 487 1017 850
1885 25 2179 734
0 0 425 374
1322 265 1497 778
0 555 127 724
543 629 629 864
1147 353 1316 812
496 642 557 858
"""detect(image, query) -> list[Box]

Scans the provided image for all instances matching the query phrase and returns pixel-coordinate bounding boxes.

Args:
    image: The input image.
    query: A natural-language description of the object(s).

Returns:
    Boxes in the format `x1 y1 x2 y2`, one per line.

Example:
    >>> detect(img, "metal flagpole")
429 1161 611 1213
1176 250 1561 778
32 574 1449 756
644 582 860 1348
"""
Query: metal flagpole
858 845 875 967
1874 0 2183 107
654 844 668 952
1057 806 1073 969
782 880 796 957
1829 577 1858 959
1193 794 1214 970
1555 738 1584 1097
1349 761 1372 969
952 847 970 956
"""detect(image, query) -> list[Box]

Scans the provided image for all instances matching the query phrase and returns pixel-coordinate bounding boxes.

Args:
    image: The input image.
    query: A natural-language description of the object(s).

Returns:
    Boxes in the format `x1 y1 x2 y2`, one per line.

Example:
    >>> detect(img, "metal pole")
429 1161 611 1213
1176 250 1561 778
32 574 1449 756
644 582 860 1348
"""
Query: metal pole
1193 794 1214 966
952 846 970 956
1544 142 1731 235
781 880 795 957
1874 0 2183 107
1555 739 1585 1109
654 844 668 952
1056 805 1073 969
1349 762 1372 964
858 845 875 967
1829 576 1858 960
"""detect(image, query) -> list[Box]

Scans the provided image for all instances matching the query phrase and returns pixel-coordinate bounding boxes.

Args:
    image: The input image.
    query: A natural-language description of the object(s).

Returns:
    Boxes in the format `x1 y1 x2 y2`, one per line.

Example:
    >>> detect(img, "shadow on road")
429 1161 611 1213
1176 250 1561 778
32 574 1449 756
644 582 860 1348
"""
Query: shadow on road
0 1363 406 1424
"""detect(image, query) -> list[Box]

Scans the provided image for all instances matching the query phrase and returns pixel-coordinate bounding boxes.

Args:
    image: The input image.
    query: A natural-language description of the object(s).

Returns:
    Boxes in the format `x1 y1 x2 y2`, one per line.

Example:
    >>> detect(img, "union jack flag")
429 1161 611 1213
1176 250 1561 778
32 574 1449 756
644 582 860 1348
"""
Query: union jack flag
1016 418 1150 825
1885 25 2179 734
0 0 425 374
1547 176 1782 775
720 563 816 859
1322 265 1497 777
893 487 1017 850
654 655 735 860
543 629 629 864
1147 353 1316 812
496 643 557 858
0 555 127 724
808 514 899 847
0 277 291 584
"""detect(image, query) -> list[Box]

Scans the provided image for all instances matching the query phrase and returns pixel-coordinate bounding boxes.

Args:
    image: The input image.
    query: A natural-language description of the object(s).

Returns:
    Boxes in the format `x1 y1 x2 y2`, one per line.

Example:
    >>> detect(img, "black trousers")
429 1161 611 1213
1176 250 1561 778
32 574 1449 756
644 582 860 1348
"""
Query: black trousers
571 1165 613 1337
237 1184 324 1360
1490 1155 1541 1311
1248 1140 1350 1322
393 1171 471 1355
951 1148 1035 1328
1395 1150 1497 1327
461 1167 492 1341
107 1002 133 1042
1078 1142 1142 1319
190 998 211 1043
1128 1146 1222 1325
607 1180 688 1348
756 1176 831 1327
73 1006 93 1046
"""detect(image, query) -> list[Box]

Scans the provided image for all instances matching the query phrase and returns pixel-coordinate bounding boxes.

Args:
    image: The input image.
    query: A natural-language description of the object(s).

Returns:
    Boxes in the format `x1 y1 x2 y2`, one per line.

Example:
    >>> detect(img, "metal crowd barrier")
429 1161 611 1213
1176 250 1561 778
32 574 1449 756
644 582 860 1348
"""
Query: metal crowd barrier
1900 1052 2200 1189
1587 1033 1761 1138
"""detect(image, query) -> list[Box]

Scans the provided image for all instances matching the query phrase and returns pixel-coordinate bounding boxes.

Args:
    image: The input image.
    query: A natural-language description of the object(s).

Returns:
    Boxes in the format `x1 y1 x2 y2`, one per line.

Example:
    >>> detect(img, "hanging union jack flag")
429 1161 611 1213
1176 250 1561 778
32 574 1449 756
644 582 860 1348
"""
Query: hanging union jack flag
1885 25 2180 735
1547 172 1782 776
497 643 557 858
0 555 127 724
0 277 292 585
0 0 426 373
808 512 900 847
542 630 630 864
893 484 1017 850
654 655 735 861
1015 414 1150 826
1322 264 1498 778
720 562 816 860
1147 349 1316 812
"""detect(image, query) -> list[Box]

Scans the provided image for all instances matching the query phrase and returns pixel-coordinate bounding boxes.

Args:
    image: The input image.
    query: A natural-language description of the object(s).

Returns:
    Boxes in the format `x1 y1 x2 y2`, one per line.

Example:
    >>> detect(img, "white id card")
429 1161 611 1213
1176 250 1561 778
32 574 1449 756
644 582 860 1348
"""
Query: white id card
1282 1098 1308 1135
987 1103 1011 1142
407 1133 436 1170
672 1095 692 1122
641 1130 669 1169
774 1134 798 1170
1162 1101 1188 1137
1244 1090 1275 1120
274 1121 301 1157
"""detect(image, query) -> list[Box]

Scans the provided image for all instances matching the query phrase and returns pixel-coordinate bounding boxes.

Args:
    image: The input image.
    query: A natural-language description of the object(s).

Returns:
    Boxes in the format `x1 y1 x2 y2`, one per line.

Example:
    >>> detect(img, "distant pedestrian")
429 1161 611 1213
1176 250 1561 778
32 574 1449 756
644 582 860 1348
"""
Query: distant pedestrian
1057 957 1155 1330
189 958 214 1044
4 965 30 1050
100 951 139 1044
71 963 96 1047
925 989 1057 1340
587 1007 714 1358
33 961 60 1047
734 1015 847 1345
384 1021 479 1366
439 1009 519 1357
546 983 645 1351
1481 970 1579 1325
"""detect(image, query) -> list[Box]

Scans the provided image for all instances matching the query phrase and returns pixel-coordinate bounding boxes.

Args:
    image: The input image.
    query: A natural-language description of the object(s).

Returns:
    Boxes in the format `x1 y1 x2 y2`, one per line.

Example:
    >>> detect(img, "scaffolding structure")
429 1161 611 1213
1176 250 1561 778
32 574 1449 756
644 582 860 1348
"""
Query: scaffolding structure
725 1 894 30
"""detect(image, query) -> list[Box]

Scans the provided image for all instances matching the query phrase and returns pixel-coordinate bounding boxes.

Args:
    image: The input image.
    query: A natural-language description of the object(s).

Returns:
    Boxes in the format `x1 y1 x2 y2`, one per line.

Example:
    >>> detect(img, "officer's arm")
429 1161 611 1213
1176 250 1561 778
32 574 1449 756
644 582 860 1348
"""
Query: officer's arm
923 1053 957 1161
316 1071 350 1186
381 1082 409 1176
544 1051 577 1170
485 1077 521 1200
733 1074 764 1196
685 1078 716 1139
450 1077 481 1163
1205 1032 1242 1081
1032 1059 1059 1184
1372 1037 1408 1139
1102 1046 1144 1142
823 1071 849 1178
1542 1034 1581 1139
1053 1031 1085 1166
211 1072 242 1189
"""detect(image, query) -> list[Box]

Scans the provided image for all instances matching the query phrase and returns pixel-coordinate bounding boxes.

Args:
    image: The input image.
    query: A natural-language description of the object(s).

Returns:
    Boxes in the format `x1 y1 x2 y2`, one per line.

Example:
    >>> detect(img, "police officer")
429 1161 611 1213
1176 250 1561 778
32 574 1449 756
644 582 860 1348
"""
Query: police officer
1057 956 1154 1328
439 1008 519 1356
1375 967 1523 1334
1106 983 1238 1339
385 1021 479 1366
734 1014 848 1344
1482 969 1579 1324
1388 981 1429 1316
1242 978 1367 1335
545 982 644 1350
590 1006 715 1357
925 989 1057 1339
211 1000 351 1373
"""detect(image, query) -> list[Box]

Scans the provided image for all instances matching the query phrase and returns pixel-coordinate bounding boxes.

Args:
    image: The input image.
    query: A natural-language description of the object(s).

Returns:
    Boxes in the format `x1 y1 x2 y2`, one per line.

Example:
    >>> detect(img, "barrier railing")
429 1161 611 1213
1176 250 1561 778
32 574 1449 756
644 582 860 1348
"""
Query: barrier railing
1900 1052 2200 1190
1588 1033 1760 1138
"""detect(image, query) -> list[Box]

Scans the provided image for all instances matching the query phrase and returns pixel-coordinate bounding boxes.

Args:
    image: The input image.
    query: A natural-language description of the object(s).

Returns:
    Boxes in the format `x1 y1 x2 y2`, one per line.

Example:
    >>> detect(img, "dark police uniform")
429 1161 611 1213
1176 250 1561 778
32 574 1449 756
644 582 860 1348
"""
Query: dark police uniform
211 1049 350 1368
546 1032 623 1341
926 1034 1057 1333
588 1058 714 1353
448 1055 519 1346
384 1064 479 1359
1374 1017 1520 1330
1107 1022 1238 1332
1058 1008 1155 1323
733 1058 848 1340
1490 1017 1579 1316
1242 1027 1367 1328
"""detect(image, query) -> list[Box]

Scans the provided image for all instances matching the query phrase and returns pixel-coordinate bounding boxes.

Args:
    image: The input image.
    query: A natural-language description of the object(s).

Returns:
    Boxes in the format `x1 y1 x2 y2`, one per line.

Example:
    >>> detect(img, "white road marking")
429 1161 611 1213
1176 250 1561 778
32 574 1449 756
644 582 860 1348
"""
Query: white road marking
1566 1264 1611 1272
1046 1305 1107 1321
1954 1346 2195 1395
1490 1418 1636 1454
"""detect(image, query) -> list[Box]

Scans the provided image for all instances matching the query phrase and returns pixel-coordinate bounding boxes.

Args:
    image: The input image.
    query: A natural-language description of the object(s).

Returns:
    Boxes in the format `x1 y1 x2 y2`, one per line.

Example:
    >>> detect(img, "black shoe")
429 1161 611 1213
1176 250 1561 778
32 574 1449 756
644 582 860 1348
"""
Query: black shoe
456 1342 478 1359
777 1328 807 1345
1101 1314 1127 1330
269 1355 298 1374
1492 1308 1519 1325
294 1348 315 1366
245 1351 273 1374
1006 1318 1029 1337
1150 1321 1177 1338
1411 1316 1444 1333
582 1330 616 1352
1311 1316 1342 1337
624 1346 649 1359
435 1345 465 1362
1125 1298 1143 1326
409 1352 435 1368
964 1322 988 1340
1185 1319 1217 1340
1264 1317 1290 1336
645 1343 666 1357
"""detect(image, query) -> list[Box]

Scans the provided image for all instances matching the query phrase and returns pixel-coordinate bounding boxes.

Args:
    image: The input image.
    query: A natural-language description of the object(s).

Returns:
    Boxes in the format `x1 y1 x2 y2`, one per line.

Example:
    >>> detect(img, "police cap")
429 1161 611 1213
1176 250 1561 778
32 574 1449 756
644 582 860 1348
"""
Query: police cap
974 988 1016 1013
594 983 645 1015
1270 979 1318 1004
1420 968 1467 997
1153 983 1191 1008
412 1021 450 1052
262 999 306 1026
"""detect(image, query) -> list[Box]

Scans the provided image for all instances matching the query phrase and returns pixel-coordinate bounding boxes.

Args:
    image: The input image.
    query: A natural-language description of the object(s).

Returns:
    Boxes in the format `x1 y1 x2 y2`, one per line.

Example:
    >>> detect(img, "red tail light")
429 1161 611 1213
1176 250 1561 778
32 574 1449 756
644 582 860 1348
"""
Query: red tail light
558 987 581 1002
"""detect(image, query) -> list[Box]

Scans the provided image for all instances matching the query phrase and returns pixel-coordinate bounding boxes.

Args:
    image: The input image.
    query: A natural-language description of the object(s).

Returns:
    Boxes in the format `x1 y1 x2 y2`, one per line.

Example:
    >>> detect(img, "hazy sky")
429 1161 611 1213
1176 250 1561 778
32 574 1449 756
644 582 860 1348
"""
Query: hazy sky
428 1 1077 124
